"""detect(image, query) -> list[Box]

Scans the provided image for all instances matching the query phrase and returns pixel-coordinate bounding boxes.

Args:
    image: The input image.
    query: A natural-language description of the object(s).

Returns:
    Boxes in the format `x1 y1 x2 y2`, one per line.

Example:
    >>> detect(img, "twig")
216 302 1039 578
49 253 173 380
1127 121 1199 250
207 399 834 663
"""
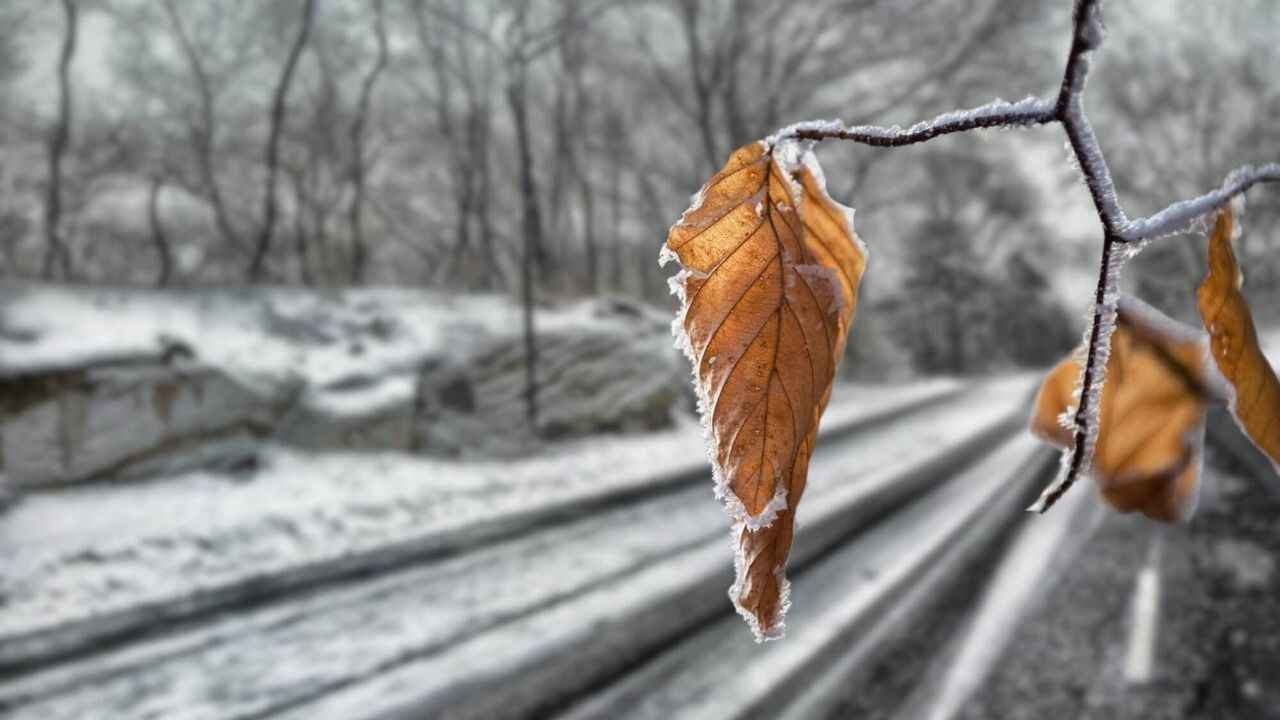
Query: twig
1120 163 1280 241
764 0 1277 513
768 97 1055 149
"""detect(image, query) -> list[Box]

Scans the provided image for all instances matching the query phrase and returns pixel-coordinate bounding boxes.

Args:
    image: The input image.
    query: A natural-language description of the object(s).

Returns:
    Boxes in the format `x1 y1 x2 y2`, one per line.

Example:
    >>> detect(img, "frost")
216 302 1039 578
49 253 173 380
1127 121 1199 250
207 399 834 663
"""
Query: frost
1080 0 1107 50
727 520 791 643
668 184 711 237
662 252 740 529
723 483 789 534
799 148 867 258
898 96 1050 135
1119 163 1280 241
766 97 1051 149
1028 243 1128 513
769 139 808 205
1061 102 1128 229
657 243 679 268
762 118 843 150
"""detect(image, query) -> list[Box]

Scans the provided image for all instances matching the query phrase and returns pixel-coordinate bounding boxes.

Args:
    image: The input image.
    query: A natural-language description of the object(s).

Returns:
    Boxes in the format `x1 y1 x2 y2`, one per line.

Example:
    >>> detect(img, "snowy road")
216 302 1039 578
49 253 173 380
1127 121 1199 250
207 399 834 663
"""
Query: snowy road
5 349 1273 719
0 377 1040 720
0 380 958 669
558 433 1049 720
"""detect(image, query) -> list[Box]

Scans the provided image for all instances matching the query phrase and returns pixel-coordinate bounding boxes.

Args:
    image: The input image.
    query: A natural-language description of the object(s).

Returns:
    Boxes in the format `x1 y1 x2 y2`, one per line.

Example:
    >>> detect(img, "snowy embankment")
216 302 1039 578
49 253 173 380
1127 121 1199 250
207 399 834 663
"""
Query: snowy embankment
0 284 683 488
0 281 963 671
0 377 1029 720
0 377 957 670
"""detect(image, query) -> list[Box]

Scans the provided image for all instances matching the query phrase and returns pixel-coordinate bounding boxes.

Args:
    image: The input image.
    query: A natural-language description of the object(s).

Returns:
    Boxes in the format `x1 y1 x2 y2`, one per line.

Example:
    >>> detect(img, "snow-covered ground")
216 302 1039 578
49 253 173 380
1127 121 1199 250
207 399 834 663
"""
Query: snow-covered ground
0 285 685 486
0 377 958 653
0 284 605 385
0 284 671 433
0 377 1030 720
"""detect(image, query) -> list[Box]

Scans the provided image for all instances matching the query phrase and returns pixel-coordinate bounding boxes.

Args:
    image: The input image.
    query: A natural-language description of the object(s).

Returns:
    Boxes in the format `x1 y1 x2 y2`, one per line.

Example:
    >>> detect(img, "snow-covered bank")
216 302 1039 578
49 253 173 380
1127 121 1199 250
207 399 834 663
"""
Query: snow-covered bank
0 285 683 486
0 378 958 667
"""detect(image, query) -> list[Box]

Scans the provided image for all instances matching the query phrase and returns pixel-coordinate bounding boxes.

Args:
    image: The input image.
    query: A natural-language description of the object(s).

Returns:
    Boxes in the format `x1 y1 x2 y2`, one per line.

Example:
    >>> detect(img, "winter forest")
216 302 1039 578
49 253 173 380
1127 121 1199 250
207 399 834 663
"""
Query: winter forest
2 1 1280 718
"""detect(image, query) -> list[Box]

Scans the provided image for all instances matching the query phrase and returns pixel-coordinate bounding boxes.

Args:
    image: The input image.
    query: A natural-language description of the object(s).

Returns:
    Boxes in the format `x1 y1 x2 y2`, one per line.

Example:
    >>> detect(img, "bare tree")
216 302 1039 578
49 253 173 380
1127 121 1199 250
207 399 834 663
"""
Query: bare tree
506 3 545 427
413 0 506 291
147 175 173 286
160 0 246 258
248 0 317 282
346 0 389 284
42 0 77 281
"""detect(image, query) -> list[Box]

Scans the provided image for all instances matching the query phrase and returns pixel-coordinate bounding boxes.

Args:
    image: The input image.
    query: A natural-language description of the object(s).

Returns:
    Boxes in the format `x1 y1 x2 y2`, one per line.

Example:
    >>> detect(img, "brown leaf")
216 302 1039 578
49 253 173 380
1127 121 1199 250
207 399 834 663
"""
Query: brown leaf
1030 299 1209 523
1197 208 1280 473
664 141 866 639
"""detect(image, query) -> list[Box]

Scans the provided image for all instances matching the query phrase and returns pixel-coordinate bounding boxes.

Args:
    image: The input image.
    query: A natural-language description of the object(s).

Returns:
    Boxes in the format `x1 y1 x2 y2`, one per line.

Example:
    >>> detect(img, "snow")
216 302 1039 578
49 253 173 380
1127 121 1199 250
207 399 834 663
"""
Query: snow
557 427 1045 720
0 378 959 649
0 378 976 719
254 380 1027 720
0 285 626 420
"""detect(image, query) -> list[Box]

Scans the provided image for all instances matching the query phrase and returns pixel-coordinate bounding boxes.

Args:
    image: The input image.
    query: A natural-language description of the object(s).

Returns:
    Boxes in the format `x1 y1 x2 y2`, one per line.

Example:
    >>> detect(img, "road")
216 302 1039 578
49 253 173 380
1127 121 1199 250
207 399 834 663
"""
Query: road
2 364 1277 719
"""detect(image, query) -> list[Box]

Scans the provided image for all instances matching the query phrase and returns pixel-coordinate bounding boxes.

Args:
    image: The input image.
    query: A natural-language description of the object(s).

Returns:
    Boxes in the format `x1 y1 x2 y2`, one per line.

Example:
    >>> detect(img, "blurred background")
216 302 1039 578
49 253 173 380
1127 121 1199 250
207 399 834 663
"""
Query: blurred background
0 1 1278 718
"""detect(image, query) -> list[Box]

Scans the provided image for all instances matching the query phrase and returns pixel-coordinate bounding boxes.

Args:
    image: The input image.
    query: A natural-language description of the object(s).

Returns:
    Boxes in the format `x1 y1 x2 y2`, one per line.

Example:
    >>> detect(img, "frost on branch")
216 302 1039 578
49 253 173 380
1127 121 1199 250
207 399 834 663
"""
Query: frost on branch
1030 296 1212 523
765 96 1054 148
662 140 865 640
1027 239 1129 513
1120 163 1280 241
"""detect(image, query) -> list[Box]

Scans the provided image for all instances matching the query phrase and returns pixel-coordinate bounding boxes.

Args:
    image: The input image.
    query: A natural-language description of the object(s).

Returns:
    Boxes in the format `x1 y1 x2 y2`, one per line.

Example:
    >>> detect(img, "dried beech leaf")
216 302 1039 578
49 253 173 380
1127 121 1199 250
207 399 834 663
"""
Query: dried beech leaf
1030 300 1209 523
1196 208 1280 473
663 140 866 640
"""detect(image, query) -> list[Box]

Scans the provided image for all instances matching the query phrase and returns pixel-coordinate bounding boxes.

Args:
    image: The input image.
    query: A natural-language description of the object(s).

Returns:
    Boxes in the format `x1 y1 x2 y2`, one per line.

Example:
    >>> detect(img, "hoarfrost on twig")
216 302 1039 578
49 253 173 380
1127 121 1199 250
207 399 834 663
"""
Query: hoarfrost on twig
750 0 1278 513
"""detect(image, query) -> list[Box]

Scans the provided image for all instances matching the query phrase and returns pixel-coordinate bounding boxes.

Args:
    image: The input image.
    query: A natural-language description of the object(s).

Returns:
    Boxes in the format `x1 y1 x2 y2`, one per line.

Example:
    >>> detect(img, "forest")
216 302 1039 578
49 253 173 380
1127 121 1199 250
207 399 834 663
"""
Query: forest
2 0 1275 374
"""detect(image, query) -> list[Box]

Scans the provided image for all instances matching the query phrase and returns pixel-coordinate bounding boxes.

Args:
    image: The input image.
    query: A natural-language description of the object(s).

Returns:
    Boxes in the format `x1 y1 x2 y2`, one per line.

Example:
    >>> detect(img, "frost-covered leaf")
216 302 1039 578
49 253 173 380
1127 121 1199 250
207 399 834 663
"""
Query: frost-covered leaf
1030 299 1209 523
662 140 866 639
1196 207 1280 473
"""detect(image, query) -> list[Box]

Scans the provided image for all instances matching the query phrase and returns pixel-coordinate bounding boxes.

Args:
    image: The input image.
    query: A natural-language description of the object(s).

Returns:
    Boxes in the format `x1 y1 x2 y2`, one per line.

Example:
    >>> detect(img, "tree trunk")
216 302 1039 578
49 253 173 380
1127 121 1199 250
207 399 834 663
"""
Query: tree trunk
148 175 173 287
163 0 243 254
248 0 316 283
507 17 543 429
42 0 77 281
346 0 387 284
288 169 313 286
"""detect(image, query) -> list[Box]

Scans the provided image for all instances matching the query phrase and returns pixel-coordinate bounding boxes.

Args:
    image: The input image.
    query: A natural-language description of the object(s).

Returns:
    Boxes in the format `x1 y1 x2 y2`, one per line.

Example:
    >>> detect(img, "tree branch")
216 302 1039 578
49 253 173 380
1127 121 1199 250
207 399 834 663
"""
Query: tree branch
1120 163 1280 241
42 0 76 281
757 0 1278 514
769 96 1055 149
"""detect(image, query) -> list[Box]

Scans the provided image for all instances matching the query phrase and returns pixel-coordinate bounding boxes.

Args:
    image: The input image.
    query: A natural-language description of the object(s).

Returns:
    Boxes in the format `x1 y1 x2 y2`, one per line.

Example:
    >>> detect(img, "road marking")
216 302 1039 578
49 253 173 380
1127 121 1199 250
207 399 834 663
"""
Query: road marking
1124 540 1163 684
907 471 1106 720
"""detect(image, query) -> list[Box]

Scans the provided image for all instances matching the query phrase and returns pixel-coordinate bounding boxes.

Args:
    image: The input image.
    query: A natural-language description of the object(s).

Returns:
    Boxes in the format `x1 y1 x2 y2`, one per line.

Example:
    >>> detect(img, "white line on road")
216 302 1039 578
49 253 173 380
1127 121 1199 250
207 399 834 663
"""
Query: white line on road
1124 539 1163 684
